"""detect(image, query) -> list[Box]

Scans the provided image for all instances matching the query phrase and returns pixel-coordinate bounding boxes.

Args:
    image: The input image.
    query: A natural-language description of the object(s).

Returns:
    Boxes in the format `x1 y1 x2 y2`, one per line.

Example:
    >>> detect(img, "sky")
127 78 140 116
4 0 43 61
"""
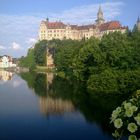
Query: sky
0 0 140 58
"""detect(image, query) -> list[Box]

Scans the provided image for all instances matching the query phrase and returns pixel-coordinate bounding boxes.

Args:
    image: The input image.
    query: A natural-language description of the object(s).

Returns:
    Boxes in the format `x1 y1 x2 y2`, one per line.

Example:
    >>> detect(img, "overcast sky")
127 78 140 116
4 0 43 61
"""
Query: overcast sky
0 0 140 58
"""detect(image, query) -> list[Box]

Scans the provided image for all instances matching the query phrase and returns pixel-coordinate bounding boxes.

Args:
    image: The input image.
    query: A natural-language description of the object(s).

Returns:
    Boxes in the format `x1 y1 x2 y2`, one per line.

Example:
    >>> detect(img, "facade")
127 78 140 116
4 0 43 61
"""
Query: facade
0 55 16 68
39 6 127 41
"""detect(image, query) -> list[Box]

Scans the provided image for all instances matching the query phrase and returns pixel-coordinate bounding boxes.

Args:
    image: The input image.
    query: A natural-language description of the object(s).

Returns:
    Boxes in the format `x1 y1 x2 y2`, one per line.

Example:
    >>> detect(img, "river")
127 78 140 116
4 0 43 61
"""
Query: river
0 70 127 140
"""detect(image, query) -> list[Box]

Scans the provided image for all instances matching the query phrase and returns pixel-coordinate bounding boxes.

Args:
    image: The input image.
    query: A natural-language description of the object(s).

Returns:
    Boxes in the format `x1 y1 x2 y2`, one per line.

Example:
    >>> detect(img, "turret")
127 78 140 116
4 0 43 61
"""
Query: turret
46 18 49 22
95 5 105 25
137 16 140 31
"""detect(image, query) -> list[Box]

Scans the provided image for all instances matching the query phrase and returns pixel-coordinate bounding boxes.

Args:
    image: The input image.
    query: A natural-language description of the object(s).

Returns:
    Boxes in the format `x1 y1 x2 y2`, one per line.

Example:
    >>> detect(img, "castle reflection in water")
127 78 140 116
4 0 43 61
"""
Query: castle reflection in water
0 70 13 81
39 97 75 116
40 73 75 116
21 72 75 116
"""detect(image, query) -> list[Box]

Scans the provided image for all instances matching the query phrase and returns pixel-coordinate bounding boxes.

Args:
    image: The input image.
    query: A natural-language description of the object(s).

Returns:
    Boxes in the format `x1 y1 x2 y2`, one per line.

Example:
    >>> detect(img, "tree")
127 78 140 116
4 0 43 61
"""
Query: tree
54 39 82 77
34 40 48 66
19 48 35 68
73 37 102 81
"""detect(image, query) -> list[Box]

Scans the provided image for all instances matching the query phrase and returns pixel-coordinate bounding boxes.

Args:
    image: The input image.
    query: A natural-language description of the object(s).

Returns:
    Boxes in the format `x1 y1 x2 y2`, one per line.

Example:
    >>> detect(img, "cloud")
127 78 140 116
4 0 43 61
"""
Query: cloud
48 1 124 24
11 42 22 50
0 1 124 57
26 38 38 49
28 38 37 44
0 45 6 50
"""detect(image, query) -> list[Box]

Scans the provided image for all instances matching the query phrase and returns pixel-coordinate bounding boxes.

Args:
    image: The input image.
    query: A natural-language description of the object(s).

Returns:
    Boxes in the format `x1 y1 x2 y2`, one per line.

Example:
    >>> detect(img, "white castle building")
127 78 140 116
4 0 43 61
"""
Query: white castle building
39 6 127 41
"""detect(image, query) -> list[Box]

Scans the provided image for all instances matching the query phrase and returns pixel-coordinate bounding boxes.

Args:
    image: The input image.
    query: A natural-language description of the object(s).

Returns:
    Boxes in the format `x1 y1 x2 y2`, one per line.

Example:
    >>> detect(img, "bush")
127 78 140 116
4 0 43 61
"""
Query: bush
110 90 140 139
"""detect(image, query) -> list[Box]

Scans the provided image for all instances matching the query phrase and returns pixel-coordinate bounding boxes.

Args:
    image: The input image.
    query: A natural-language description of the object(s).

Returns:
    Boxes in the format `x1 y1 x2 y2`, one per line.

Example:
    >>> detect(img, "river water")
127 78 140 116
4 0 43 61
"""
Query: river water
0 70 127 140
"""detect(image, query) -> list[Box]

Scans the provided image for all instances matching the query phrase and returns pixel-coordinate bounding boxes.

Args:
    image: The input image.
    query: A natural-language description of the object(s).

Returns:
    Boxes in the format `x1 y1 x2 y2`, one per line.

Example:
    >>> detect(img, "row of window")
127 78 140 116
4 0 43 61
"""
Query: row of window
41 30 75 34
48 30 65 33
48 34 64 37
41 34 71 39
41 31 45 33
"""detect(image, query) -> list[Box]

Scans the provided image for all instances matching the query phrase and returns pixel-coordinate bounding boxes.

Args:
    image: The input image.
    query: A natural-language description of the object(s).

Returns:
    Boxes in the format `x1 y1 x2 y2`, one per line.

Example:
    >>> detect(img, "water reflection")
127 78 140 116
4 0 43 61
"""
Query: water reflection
46 73 54 91
0 70 13 81
20 72 128 137
39 96 75 116
1 71 129 140
20 72 76 116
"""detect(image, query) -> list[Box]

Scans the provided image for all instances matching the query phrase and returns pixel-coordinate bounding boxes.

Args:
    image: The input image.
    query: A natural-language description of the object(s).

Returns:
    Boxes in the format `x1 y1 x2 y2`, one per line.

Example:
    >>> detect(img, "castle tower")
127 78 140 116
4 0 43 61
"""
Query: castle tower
137 16 140 31
95 5 105 25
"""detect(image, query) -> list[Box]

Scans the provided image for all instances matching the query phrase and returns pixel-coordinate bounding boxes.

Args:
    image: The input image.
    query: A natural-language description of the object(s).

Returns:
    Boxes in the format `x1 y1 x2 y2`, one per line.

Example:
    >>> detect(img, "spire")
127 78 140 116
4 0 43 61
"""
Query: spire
98 5 103 15
137 16 140 23
95 5 105 25
46 17 49 22
136 16 140 31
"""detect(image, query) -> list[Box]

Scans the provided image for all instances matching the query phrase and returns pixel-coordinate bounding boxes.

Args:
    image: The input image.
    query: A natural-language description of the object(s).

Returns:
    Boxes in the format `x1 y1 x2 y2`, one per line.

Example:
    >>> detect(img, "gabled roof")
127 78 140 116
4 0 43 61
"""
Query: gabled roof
99 21 126 31
78 24 96 30
45 21 66 29
41 20 127 32
70 25 78 30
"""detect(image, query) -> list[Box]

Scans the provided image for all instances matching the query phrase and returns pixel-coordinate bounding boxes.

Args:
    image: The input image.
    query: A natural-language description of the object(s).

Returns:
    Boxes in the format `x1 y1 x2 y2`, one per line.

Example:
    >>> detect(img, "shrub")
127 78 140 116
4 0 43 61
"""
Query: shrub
110 90 140 139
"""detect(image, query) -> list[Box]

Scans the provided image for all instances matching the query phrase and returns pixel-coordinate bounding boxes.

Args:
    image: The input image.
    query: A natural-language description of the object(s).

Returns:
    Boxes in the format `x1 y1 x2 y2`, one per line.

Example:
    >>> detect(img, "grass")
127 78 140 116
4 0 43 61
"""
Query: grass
35 66 56 72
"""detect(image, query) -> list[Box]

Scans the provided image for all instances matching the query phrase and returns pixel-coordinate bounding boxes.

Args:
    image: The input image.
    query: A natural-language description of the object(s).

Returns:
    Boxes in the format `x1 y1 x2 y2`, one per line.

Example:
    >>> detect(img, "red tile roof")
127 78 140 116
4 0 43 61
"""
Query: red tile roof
45 21 66 29
99 21 125 31
70 25 78 30
42 20 126 31
78 24 96 30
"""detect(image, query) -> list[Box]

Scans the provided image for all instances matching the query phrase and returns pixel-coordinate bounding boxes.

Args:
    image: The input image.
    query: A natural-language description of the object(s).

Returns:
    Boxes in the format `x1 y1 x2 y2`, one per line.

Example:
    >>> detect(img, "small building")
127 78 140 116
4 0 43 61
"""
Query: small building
0 55 16 68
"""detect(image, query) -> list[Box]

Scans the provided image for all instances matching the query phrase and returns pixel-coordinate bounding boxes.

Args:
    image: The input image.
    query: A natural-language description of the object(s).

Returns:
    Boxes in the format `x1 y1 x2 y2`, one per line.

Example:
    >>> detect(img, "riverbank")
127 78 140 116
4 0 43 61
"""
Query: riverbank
0 67 29 73
34 66 56 73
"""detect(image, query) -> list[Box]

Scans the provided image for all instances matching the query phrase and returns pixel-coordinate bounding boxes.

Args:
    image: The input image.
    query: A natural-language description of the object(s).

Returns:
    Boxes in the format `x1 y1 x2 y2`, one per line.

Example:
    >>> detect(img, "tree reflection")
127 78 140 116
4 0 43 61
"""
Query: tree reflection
20 72 128 136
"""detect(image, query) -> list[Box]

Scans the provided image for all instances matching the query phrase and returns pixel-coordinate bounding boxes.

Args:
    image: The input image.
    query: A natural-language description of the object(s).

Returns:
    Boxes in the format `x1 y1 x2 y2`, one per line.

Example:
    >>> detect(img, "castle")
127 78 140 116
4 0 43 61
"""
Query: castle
39 6 127 41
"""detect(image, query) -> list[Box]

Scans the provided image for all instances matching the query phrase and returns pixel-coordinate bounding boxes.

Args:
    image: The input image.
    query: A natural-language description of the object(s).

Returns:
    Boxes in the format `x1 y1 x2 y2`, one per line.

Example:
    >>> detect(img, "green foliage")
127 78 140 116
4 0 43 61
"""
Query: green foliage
87 69 140 94
100 32 134 69
54 39 82 77
53 31 140 94
34 73 47 96
34 40 48 66
21 30 140 95
19 48 36 68
87 68 118 94
73 37 103 81
110 91 140 139
20 72 35 88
